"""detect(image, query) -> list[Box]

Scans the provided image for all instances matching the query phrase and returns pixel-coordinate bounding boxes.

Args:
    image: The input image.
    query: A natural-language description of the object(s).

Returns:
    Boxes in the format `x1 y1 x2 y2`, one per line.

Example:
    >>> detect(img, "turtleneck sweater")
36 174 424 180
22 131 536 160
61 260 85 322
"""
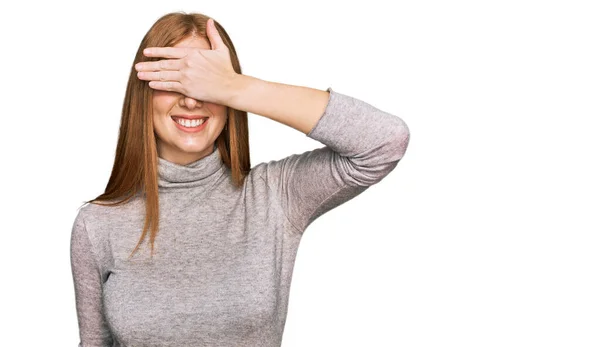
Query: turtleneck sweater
70 87 410 347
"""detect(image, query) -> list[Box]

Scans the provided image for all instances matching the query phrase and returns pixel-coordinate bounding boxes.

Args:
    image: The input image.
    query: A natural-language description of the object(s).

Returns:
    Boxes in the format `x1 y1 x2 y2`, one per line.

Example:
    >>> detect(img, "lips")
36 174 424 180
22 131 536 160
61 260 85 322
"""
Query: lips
171 115 209 121
171 115 209 132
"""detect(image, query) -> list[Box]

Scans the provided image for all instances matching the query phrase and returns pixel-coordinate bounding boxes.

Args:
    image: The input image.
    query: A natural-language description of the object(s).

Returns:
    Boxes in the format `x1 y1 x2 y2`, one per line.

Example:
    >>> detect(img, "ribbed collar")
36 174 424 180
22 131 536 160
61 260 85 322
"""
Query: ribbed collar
157 144 226 190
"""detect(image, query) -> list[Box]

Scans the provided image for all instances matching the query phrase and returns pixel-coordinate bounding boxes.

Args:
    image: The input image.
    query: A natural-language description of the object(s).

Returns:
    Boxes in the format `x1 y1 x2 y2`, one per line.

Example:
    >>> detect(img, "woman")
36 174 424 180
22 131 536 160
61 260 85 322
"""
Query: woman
70 11 410 347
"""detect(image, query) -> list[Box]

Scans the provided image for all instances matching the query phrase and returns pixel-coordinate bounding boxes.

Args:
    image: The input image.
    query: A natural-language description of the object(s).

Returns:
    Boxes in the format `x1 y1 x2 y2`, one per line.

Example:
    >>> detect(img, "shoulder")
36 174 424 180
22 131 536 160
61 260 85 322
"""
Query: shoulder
238 161 281 202
77 199 135 220
74 196 145 238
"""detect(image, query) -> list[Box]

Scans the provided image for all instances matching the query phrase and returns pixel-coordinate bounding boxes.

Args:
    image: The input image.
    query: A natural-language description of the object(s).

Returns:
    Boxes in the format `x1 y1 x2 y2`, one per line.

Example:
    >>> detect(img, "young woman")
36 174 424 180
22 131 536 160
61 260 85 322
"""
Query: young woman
70 11 410 347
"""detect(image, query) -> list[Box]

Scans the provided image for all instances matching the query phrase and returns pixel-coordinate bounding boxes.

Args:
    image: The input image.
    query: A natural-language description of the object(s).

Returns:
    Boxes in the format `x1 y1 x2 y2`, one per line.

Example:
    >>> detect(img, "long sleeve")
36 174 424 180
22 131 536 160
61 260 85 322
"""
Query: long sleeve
70 210 114 347
259 87 410 234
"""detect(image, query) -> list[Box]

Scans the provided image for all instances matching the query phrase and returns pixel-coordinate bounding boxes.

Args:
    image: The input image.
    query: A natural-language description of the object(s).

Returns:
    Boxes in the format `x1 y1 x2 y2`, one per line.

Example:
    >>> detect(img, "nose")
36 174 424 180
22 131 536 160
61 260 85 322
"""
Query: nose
180 96 203 109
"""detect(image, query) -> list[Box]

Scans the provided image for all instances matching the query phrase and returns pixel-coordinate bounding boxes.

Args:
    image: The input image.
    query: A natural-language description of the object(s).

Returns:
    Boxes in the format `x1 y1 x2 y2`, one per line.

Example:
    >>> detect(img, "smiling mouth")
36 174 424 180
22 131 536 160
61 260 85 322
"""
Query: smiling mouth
173 117 206 125
171 116 209 131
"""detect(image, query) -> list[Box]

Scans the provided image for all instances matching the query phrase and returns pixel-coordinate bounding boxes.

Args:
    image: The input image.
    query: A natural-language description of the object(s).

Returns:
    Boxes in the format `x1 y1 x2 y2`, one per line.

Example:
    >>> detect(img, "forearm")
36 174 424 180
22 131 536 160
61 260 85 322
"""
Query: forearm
226 74 330 135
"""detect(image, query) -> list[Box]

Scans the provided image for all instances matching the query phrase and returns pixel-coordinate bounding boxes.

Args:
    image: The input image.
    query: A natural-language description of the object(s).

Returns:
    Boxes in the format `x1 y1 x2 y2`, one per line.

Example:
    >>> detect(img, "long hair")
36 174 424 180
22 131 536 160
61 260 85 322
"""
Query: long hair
79 12 250 259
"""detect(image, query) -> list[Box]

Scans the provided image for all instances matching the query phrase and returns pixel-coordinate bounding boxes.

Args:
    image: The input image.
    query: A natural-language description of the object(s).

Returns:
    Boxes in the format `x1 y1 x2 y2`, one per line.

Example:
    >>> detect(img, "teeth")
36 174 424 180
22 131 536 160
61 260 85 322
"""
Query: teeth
175 118 205 127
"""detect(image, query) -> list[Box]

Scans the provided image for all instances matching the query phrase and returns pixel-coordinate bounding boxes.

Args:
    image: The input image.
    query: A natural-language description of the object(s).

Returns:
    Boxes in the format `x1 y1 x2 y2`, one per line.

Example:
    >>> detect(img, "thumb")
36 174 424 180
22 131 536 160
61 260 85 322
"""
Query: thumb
207 18 225 51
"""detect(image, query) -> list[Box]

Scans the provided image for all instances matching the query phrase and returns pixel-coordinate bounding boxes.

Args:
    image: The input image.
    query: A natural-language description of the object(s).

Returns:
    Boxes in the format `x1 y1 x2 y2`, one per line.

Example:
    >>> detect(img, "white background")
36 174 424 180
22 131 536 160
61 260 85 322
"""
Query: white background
1 0 598 346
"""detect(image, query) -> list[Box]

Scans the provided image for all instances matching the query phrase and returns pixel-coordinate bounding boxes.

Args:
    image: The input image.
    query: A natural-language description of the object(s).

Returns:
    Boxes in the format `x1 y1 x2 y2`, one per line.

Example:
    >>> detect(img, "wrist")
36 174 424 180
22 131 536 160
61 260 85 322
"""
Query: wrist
224 73 251 109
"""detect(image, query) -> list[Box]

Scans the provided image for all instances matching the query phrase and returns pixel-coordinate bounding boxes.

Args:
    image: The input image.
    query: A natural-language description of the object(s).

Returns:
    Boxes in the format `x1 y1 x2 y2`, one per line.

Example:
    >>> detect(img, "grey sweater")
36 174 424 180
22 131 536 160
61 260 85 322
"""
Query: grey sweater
70 87 410 347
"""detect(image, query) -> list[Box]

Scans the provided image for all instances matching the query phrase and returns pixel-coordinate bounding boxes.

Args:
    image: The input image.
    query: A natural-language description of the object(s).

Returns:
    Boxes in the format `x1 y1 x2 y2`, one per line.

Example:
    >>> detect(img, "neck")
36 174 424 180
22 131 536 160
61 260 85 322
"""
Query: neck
157 144 226 190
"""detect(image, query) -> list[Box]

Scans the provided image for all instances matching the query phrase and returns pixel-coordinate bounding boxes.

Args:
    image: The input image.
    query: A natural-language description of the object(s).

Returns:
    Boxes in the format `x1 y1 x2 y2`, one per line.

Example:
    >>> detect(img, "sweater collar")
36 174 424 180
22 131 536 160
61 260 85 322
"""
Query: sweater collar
157 144 226 189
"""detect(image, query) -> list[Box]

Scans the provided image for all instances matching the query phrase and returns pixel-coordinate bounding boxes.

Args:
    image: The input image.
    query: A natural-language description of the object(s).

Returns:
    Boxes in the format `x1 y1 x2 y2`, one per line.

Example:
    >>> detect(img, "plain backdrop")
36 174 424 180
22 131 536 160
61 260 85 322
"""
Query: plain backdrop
1 0 598 346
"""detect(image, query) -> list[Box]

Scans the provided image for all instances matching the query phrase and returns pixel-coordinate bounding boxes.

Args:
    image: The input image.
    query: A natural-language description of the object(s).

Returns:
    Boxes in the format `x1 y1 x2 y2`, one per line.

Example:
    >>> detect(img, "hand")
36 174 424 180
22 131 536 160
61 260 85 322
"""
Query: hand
135 18 238 105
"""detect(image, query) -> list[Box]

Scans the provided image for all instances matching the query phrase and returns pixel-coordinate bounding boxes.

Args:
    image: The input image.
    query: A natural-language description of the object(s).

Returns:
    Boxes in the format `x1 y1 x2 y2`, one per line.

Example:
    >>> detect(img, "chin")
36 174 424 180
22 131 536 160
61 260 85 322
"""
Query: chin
178 141 214 151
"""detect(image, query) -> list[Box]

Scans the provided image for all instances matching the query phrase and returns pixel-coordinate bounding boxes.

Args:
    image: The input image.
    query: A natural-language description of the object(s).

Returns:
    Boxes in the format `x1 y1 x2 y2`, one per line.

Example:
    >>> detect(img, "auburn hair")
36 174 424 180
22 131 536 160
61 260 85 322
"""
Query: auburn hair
79 11 250 259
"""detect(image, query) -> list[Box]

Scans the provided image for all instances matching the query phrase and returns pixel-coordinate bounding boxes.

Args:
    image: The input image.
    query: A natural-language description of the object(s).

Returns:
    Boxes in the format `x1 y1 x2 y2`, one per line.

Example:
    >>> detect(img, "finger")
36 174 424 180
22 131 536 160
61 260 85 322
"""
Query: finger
207 18 224 50
137 70 182 82
135 58 182 72
148 80 183 93
143 46 188 58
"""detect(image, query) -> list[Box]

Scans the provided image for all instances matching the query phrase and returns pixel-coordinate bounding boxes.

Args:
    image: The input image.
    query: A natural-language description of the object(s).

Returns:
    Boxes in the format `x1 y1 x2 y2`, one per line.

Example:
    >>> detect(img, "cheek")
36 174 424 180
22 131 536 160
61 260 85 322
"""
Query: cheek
152 117 166 138
208 105 228 121
152 92 178 112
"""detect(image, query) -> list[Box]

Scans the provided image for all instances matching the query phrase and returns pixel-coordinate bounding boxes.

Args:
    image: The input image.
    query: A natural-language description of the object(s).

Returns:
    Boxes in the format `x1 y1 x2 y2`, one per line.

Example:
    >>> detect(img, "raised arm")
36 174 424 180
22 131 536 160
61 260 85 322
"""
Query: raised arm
227 74 330 135
239 78 410 233
70 210 114 346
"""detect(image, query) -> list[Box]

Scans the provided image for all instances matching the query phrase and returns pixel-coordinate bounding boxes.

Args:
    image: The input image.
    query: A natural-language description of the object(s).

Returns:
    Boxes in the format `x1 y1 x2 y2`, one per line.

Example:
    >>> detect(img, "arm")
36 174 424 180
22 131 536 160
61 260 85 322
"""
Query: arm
70 211 114 346
246 82 410 233
227 74 330 135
